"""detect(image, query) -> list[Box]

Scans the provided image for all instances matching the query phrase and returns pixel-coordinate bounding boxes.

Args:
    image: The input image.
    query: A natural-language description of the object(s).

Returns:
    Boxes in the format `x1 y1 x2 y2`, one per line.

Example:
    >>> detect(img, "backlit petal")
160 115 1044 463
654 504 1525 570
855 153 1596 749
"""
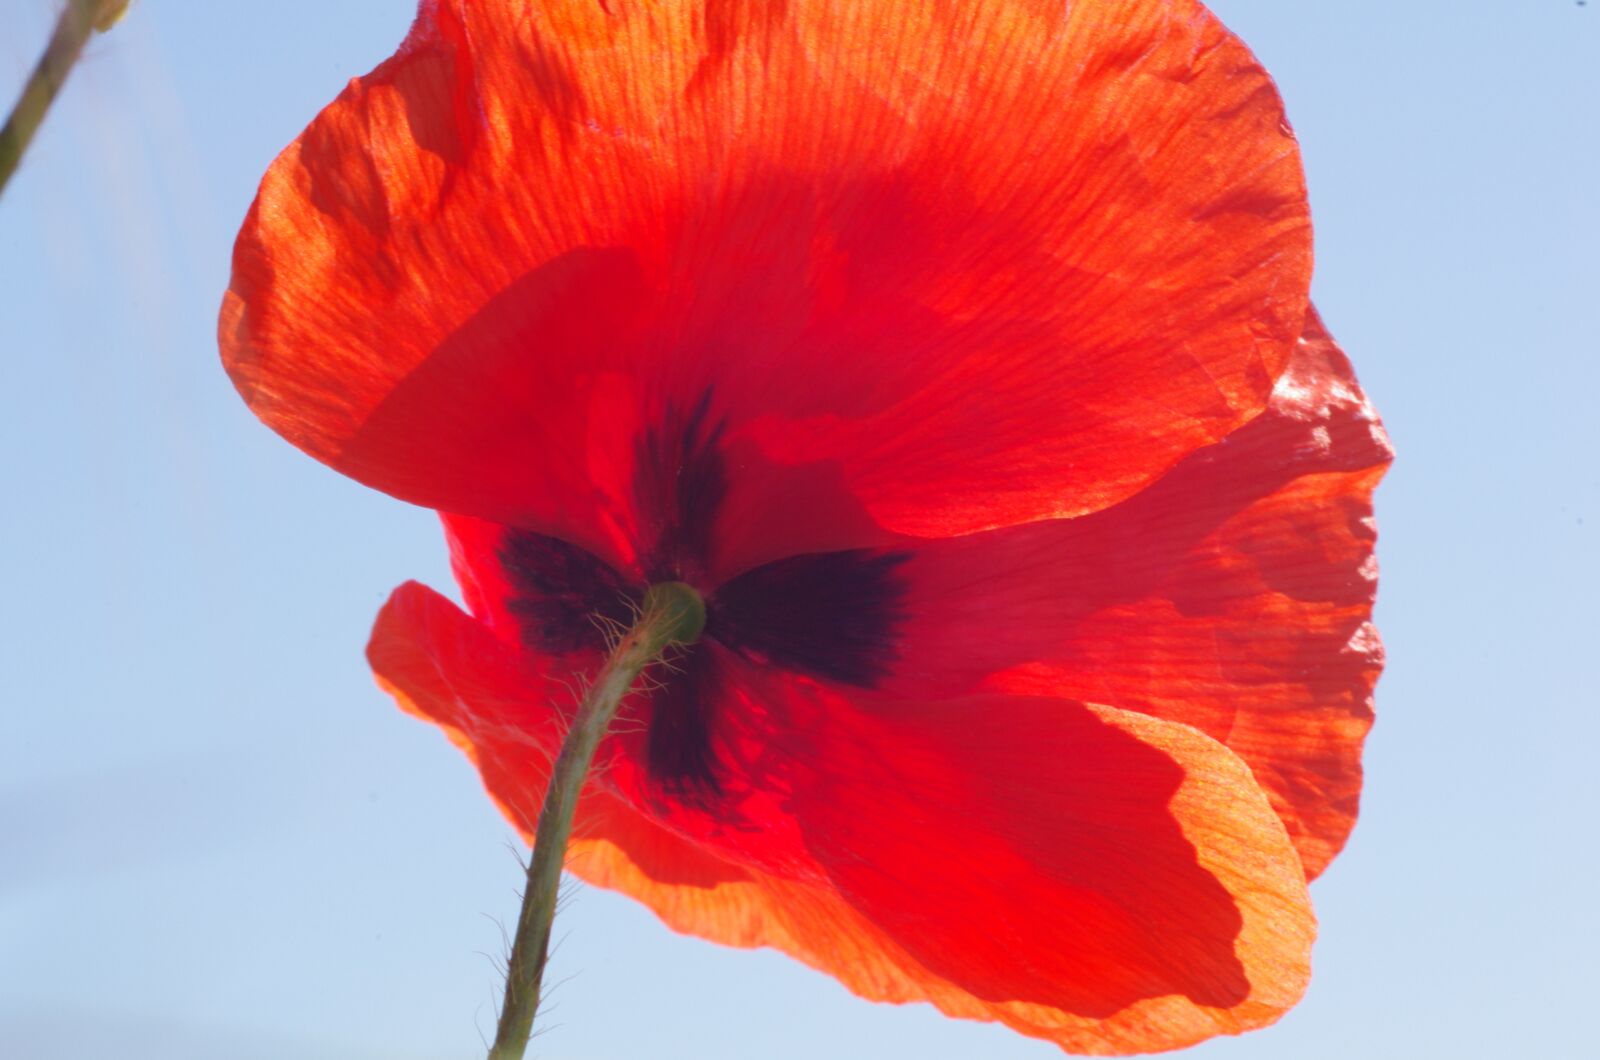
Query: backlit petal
223 0 1309 571
367 580 569 819
369 586 1313 1054
888 311 1392 875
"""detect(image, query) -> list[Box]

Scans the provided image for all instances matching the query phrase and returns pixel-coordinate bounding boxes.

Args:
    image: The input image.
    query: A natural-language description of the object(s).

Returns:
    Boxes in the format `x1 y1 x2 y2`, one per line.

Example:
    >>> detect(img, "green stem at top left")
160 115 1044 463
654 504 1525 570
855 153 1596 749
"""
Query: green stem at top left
0 0 131 198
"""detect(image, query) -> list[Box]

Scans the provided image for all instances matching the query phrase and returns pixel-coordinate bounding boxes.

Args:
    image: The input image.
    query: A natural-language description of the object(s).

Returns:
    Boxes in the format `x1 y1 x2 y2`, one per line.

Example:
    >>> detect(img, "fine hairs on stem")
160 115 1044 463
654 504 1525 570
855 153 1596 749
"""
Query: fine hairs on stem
486 581 706 1060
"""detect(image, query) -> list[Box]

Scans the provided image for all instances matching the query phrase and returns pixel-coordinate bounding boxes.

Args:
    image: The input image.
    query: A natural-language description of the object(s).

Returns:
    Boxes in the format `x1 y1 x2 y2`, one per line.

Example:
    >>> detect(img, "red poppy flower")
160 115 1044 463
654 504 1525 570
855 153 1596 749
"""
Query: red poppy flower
221 0 1390 1053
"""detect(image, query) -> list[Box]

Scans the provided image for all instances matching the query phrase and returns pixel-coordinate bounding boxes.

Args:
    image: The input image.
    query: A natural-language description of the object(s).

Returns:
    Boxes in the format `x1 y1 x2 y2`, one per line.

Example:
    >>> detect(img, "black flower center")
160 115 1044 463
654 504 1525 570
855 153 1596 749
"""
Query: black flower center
497 397 909 793
500 527 909 792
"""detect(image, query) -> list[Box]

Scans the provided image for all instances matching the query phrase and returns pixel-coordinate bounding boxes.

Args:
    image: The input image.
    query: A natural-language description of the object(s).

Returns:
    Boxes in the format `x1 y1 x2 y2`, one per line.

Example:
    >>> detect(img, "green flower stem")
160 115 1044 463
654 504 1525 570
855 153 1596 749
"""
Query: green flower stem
487 581 706 1060
0 0 130 197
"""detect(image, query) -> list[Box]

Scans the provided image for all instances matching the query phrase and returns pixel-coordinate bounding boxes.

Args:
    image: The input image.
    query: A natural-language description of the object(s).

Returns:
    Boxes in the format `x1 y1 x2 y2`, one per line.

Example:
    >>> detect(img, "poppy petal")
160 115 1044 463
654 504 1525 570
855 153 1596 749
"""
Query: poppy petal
886 311 1392 876
367 580 570 820
224 0 1309 567
569 712 1315 1057
369 586 1313 1054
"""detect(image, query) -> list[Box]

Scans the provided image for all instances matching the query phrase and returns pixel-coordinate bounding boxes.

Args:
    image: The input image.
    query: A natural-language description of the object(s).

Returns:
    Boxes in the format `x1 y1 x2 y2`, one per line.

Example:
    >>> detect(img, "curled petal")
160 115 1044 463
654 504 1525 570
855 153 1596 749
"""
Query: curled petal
367 580 570 820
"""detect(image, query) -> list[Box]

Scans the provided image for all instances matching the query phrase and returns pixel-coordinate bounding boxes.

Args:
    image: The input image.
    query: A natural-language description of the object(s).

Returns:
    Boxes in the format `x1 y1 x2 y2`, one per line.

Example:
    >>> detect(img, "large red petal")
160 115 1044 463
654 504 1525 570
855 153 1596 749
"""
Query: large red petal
369 583 1313 1054
887 311 1393 876
224 0 1309 571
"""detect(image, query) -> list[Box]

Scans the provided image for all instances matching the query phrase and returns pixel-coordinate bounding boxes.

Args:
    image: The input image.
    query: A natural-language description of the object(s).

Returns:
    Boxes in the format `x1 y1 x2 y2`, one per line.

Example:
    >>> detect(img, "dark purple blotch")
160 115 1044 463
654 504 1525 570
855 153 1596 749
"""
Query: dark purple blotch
500 397 910 792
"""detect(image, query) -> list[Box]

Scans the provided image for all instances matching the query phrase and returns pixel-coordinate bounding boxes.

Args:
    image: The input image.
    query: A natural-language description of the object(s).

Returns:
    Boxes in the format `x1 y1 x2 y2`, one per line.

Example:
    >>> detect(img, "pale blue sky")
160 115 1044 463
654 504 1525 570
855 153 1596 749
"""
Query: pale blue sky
1 2 1595 1057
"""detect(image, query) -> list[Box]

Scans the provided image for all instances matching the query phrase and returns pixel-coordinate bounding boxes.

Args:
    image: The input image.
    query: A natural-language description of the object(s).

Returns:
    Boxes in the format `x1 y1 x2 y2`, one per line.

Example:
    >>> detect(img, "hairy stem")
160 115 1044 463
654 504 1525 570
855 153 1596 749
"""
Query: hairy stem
0 0 130 197
487 581 705 1060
